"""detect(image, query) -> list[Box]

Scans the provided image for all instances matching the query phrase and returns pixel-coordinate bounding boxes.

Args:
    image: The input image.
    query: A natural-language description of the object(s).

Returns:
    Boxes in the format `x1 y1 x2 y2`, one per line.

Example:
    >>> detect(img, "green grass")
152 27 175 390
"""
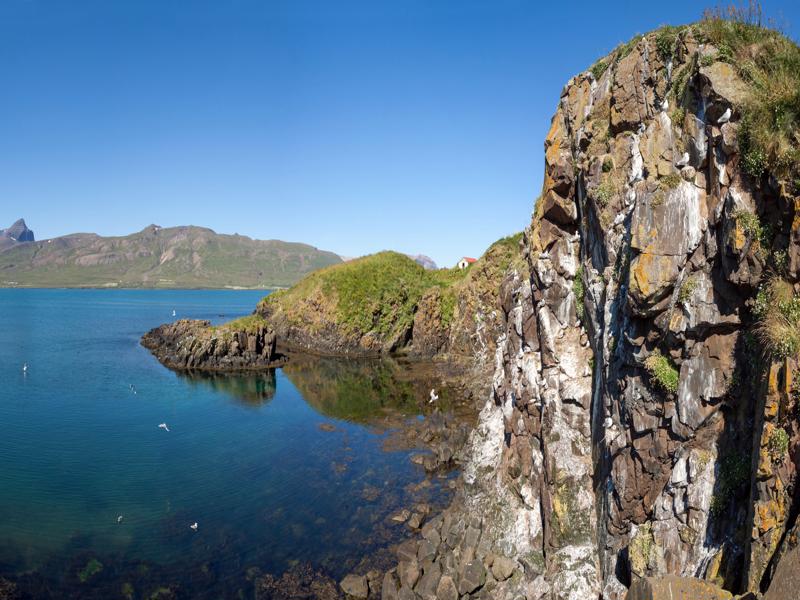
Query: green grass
213 314 269 334
595 180 614 208
754 277 800 359
590 60 609 80
655 25 681 61
768 427 790 461
644 350 679 394
256 233 524 352
678 275 697 304
698 5 800 182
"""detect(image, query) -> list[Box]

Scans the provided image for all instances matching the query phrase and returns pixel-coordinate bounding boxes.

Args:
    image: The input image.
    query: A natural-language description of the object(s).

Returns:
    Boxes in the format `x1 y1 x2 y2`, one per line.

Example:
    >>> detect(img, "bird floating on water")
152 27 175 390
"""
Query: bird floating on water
22 363 27 373
158 423 170 432
189 522 198 531
117 515 124 523
172 309 176 317
429 388 438 403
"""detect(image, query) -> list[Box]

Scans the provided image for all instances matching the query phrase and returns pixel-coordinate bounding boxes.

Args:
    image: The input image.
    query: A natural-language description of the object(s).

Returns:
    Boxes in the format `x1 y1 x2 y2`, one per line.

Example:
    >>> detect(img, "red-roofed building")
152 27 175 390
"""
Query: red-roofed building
457 256 477 270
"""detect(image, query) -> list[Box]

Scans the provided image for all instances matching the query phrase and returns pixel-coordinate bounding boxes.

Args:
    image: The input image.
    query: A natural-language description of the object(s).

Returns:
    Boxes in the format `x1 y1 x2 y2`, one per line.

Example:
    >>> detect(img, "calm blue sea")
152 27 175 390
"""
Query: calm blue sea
0 289 446 598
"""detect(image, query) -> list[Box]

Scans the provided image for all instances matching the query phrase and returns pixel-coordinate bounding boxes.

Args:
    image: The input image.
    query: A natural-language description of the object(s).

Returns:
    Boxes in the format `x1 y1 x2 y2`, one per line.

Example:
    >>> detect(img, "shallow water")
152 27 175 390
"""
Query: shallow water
0 289 455 598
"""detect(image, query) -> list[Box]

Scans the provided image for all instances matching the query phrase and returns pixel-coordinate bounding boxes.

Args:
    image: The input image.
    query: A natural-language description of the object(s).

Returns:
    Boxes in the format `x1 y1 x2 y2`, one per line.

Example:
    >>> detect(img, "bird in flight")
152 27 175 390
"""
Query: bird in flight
158 423 170 432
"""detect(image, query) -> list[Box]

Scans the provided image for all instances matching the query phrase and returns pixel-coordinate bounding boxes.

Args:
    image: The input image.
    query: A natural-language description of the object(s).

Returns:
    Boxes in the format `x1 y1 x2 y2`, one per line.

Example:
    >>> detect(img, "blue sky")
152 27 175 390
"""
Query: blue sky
2 1 798 267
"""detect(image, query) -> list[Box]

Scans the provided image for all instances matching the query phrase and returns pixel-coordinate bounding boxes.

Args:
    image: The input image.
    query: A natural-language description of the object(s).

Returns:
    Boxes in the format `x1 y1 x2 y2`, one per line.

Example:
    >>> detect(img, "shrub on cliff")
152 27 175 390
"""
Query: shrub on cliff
754 277 800 359
644 350 679 394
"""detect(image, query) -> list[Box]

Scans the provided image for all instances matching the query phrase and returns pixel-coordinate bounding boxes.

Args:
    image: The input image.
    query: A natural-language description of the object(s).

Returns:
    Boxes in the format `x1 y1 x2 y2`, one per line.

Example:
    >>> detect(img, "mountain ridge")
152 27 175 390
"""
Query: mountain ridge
0 221 342 289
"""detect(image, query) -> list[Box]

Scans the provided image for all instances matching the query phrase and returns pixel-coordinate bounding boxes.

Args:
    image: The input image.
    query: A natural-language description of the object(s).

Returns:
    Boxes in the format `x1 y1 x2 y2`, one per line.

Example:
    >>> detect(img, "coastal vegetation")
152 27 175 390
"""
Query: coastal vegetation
256 233 525 356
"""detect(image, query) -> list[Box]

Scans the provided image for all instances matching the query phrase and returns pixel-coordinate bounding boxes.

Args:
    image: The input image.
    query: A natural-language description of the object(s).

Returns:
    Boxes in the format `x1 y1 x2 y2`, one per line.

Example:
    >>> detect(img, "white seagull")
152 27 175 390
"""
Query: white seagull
22 363 27 373
158 423 170 432
117 515 124 523
429 388 439 403
189 522 198 531
172 309 177 317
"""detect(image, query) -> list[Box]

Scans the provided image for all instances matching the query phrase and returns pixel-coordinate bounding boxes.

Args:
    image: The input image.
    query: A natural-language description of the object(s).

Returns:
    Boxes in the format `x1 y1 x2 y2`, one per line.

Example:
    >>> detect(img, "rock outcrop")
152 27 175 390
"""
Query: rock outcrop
141 318 280 371
382 21 800 600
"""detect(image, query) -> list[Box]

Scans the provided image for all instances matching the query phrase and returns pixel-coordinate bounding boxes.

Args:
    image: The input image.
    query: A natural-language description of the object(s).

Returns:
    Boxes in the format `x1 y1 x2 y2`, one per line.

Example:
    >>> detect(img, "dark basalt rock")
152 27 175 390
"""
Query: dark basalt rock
141 319 283 371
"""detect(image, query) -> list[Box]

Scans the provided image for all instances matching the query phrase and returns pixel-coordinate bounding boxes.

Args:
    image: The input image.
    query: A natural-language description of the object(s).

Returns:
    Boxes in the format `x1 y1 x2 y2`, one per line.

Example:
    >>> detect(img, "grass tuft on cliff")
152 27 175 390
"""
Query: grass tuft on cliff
753 276 800 359
644 350 680 394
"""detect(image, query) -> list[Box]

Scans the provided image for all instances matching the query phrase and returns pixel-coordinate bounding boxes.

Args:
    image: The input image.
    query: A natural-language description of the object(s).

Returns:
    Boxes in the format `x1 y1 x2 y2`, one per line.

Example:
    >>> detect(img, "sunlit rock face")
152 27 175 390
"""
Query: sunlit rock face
451 26 800 600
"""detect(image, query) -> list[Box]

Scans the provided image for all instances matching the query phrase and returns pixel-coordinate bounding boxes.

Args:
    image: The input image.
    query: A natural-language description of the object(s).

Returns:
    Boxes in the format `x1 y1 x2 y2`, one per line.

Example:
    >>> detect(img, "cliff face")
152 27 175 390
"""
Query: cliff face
449 22 800 600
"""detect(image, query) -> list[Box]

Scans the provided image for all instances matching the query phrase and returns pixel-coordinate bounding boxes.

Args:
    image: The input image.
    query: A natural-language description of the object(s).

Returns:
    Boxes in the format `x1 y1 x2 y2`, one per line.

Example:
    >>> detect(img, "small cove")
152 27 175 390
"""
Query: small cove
0 289 466 599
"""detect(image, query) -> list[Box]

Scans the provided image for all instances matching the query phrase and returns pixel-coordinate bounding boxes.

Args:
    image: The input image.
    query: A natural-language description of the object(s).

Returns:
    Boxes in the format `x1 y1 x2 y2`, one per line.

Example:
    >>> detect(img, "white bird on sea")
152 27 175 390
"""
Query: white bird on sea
117 515 124 523
189 522 198 531
429 388 438 403
158 423 170 432
22 363 27 373
172 309 176 317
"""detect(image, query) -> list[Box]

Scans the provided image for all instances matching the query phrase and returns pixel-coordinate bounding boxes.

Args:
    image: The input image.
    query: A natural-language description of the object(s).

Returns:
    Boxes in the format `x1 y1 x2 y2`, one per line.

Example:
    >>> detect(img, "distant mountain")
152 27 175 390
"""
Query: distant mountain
407 254 438 270
0 222 342 289
0 219 35 250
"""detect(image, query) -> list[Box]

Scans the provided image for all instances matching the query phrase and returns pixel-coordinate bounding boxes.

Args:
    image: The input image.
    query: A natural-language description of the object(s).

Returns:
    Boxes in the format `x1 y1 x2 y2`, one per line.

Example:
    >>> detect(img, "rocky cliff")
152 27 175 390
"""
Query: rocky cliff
141 317 280 371
380 16 800 600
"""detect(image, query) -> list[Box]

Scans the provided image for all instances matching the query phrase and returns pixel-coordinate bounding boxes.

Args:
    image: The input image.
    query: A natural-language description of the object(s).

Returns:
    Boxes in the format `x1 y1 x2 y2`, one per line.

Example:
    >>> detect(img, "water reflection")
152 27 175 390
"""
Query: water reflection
177 356 459 423
179 369 277 407
283 357 421 423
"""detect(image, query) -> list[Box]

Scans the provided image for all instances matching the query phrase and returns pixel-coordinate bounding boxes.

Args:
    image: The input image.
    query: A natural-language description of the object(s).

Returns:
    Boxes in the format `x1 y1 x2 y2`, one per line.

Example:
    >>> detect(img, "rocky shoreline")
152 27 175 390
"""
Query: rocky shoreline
141 318 285 371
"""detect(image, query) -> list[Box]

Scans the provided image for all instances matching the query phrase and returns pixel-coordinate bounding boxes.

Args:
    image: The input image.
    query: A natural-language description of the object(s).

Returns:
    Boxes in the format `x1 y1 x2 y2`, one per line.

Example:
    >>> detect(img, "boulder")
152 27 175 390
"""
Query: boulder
340 574 369 599
457 561 486 595
626 576 732 600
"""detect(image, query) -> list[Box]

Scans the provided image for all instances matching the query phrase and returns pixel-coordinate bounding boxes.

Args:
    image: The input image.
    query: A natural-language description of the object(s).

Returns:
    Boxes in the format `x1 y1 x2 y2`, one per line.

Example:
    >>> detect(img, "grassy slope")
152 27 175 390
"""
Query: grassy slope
0 226 341 288
256 233 525 354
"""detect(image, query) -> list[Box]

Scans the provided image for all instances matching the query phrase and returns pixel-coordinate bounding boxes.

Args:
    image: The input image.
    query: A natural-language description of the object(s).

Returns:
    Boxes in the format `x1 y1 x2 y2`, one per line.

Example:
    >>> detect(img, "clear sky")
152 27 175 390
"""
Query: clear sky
2 1 798 267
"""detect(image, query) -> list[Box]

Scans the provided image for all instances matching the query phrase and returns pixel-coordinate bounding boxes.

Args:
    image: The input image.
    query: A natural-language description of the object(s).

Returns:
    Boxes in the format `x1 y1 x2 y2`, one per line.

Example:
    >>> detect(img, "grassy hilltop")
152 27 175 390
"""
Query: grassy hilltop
255 233 526 357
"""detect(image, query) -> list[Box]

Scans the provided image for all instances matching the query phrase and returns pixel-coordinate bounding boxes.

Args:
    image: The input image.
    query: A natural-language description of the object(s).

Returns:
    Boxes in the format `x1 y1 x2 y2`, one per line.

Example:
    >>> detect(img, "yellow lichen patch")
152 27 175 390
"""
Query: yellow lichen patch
631 252 655 298
756 500 780 534
768 363 782 396
732 220 747 252
669 311 685 333
544 117 565 167
758 423 775 479
705 548 724 582
792 197 800 233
